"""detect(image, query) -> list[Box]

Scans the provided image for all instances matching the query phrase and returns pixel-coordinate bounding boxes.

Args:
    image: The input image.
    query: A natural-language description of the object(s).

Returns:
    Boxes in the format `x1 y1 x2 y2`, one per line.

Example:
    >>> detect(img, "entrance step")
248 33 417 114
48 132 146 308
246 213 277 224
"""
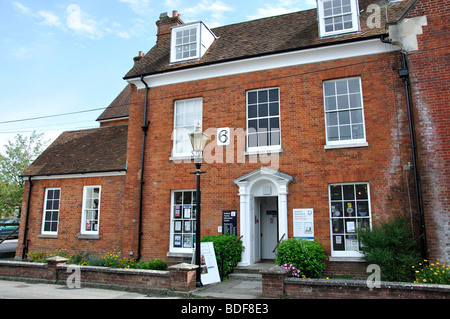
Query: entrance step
228 272 262 281
228 262 275 281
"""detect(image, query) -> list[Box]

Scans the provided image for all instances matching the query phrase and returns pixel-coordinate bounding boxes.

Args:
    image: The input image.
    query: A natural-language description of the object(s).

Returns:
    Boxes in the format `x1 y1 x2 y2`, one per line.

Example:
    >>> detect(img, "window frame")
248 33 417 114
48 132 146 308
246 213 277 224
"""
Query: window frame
172 97 203 159
41 188 61 235
169 190 197 254
328 182 372 258
80 185 101 235
246 87 282 153
318 0 360 37
323 76 367 148
170 24 200 63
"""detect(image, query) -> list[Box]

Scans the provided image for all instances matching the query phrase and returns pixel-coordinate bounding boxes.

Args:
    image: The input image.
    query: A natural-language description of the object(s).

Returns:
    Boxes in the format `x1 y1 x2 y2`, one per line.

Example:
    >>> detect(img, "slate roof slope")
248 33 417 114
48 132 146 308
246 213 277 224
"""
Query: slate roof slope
124 0 415 80
22 125 128 177
96 85 131 122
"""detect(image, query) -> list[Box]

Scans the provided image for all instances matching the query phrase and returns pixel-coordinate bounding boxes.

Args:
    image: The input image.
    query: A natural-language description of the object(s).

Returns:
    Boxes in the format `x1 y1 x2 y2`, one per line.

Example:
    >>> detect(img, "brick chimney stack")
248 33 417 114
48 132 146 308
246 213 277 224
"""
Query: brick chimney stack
156 10 183 43
133 51 146 65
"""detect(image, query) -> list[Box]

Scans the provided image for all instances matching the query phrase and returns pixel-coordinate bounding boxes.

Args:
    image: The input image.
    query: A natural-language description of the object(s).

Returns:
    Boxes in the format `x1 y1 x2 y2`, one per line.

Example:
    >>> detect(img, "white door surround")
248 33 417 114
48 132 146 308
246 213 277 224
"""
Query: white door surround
234 167 293 266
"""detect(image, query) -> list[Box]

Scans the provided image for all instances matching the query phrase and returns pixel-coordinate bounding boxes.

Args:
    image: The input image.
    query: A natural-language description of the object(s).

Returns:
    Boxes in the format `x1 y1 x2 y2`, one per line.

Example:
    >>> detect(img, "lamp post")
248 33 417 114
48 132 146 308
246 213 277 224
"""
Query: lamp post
189 126 209 287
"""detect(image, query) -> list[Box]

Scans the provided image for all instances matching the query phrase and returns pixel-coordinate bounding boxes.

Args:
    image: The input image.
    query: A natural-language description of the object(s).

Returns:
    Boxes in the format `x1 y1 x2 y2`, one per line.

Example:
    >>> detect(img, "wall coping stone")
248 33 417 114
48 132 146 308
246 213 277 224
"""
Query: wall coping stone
168 262 199 271
284 277 450 293
260 266 289 276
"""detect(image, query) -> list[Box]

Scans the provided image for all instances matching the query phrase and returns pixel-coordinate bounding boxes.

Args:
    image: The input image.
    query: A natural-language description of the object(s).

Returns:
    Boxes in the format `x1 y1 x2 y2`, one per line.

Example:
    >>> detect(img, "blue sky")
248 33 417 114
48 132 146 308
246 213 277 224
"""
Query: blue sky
0 0 316 155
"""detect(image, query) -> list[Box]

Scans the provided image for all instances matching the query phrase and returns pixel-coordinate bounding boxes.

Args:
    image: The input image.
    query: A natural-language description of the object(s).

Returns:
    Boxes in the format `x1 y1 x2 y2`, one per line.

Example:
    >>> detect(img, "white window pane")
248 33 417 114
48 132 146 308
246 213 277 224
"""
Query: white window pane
327 112 338 126
337 95 349 109
325 96 337 111
350 109 363 123
338 111 350 125
328 127 339 141
352 124 364 139
349 93 362 108
339 125 351 140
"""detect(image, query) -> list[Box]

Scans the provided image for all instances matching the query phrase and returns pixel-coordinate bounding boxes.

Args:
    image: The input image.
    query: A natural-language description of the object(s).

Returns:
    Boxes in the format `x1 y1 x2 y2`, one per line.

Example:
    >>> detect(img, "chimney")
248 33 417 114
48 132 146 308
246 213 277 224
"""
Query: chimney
133 51 146 65
156 10 183 43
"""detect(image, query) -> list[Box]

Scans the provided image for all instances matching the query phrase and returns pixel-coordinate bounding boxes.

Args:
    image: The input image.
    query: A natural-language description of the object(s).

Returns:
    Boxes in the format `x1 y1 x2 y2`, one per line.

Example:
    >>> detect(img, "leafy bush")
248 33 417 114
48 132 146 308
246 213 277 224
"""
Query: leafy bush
275 238 326 278
358 214 421 282
136 258 168 270
27 249 166 270
201 234 244 279
414 259 450 285
101 250 135 268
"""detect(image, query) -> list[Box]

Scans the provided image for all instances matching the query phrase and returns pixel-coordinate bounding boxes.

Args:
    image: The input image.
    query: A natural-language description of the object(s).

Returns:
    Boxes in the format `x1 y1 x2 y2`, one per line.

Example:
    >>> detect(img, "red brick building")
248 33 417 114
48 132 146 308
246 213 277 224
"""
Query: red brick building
17 0 449 273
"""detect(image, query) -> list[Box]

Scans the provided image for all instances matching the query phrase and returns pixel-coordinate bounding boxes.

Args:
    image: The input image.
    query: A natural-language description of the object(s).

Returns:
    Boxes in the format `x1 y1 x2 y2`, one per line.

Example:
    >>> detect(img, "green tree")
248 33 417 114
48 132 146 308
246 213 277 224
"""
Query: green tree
358 214 421 282
0 132 47 218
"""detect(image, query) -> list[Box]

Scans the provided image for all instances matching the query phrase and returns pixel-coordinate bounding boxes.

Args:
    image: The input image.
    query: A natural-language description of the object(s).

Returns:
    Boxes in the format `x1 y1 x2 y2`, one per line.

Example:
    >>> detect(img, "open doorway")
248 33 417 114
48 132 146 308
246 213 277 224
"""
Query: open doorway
254 196 278 261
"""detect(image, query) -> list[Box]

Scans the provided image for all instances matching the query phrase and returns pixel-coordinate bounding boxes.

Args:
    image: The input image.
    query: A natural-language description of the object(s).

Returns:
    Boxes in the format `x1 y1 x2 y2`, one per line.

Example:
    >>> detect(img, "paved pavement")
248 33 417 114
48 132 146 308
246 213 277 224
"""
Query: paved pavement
193 279 263 299
0 280 174 299
0 277 265 299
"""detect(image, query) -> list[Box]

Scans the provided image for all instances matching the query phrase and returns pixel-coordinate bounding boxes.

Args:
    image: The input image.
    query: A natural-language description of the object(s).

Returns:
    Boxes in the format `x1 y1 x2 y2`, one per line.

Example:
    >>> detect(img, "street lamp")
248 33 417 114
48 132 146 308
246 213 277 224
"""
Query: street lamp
189 125 209 287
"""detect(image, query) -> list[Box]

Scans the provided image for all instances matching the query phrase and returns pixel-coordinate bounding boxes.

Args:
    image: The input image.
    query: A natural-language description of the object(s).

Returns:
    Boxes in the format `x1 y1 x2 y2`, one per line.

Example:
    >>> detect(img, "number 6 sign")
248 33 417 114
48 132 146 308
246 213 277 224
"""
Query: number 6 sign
217 128 230 146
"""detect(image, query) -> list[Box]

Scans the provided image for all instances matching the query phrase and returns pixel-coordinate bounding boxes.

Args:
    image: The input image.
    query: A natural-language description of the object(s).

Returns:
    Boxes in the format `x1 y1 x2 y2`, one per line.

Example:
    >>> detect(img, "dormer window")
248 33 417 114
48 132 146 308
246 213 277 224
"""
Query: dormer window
318 0 360 37
170 22 217 63
175 27 198 60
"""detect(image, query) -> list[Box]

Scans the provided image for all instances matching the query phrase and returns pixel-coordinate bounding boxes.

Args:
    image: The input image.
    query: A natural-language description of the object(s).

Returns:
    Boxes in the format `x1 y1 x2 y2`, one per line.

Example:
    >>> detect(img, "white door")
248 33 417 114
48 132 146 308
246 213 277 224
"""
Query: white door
261 197 278 260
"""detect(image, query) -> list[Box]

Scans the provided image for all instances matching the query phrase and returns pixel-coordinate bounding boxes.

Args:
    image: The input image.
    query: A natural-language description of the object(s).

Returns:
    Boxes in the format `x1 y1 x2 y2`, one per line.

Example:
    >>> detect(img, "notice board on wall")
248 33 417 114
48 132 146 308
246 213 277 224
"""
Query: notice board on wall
222 210 237 236
293 208 314 240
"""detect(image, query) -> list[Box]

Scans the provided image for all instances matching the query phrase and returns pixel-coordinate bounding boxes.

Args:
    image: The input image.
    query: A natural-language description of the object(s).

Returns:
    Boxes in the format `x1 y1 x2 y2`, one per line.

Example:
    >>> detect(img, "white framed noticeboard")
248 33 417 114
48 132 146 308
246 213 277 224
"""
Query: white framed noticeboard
293 208 314 240
200 242 221 285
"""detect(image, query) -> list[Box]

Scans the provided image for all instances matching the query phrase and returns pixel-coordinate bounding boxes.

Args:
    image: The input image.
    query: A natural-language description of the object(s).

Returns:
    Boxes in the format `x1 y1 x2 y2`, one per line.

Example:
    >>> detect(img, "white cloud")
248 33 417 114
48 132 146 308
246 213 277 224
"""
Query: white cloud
183 0 234 27
119 0 153 16
13 2 64 30
66 4 102 39
248 0 316 20
12 2 32 15
37 11 63 28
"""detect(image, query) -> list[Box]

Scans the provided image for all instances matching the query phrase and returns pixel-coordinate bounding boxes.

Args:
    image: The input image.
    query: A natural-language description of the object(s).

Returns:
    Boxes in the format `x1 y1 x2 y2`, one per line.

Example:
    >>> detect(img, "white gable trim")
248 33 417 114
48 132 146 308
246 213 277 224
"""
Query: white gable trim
22 171 126 181
127 39 400 89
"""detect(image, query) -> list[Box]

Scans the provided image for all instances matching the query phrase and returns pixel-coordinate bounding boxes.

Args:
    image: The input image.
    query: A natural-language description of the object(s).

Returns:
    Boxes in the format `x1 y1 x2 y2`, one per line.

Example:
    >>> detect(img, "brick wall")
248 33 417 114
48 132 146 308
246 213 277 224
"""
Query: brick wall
405 0 450 263
17 175 126 258
123 49 418 267
0 259 197 294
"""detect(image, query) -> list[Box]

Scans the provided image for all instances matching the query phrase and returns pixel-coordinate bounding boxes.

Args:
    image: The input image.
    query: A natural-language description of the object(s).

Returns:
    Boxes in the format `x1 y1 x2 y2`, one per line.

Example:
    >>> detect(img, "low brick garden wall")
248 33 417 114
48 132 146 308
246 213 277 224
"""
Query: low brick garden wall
261 266 450 299
0 257 197 296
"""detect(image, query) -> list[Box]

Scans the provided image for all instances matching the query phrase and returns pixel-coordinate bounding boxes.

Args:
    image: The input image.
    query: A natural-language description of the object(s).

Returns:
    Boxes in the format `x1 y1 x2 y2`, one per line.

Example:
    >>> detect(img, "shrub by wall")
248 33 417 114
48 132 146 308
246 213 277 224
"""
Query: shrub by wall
275 238 326 278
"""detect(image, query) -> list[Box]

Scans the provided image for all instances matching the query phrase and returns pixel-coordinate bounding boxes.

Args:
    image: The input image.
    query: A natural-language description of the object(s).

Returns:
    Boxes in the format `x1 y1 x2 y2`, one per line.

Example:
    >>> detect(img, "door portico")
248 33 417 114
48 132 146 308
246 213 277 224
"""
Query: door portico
234 167 293 266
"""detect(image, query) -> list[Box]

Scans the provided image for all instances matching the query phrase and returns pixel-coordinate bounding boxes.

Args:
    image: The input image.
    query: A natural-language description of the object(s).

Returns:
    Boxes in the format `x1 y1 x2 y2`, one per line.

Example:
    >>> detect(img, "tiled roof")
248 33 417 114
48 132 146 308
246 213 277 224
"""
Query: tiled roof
22 125 128 177
96 85 131 122
124 0 415 80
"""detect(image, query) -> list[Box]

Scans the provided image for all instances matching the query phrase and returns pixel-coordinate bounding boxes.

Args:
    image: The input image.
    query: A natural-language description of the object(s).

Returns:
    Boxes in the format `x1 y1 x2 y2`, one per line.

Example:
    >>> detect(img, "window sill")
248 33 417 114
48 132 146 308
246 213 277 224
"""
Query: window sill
328 256 364 262
167 251 193 258
324 142 368 150
170 155 194 162
245 148 283 156
78 234 100 240
38 234 58 239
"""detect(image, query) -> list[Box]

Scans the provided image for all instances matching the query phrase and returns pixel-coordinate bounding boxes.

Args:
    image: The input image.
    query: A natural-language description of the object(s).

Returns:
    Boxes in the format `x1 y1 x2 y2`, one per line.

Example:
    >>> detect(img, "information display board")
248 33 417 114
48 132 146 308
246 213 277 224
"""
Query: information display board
222 210 237 236
200 242 221 285
293 208 314 240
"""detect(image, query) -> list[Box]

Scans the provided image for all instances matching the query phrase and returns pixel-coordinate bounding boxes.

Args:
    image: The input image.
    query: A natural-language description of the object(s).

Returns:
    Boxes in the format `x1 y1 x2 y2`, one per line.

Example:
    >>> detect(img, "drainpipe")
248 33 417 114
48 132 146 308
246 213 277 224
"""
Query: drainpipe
137 75 150 261
398 53 428 260
21 176 33 260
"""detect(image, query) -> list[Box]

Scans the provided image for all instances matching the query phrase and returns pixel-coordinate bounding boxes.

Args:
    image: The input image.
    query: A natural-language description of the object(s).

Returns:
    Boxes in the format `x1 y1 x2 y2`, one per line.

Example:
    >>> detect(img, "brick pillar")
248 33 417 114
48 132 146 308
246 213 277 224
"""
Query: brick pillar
46 256 69 282
168 263 199 292
261 266 289 298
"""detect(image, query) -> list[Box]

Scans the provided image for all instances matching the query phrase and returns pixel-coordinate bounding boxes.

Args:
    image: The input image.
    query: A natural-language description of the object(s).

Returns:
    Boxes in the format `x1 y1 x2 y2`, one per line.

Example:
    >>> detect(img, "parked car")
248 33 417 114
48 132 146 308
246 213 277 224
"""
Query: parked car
0 218 20 225
0 225 19 240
